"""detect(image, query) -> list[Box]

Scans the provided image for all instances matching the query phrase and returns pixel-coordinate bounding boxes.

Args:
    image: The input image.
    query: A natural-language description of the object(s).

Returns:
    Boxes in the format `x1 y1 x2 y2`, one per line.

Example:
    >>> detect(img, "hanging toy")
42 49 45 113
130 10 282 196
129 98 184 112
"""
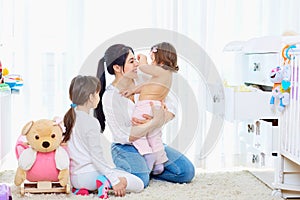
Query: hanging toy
269 45 294 113
0 61 3 83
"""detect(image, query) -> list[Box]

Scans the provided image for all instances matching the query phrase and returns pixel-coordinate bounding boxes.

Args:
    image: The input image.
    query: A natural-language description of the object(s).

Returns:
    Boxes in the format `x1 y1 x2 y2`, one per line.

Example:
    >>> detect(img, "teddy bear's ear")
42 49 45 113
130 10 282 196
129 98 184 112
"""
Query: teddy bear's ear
53 117 66 133
21 121 34 135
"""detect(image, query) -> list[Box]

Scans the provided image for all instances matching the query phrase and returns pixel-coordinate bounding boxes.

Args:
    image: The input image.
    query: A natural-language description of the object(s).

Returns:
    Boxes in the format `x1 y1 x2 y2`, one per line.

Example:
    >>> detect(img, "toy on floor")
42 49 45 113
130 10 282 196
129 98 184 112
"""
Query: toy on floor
72 187 90 196
0 183 12 200
14 118 70 195
71 175 112 198
71 175 113 198
96 175 112 199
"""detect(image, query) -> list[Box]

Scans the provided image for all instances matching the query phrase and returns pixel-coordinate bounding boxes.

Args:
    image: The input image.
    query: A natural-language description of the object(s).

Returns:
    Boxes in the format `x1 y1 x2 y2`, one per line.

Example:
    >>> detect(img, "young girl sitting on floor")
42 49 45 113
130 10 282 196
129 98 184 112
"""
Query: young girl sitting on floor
63 75 143 198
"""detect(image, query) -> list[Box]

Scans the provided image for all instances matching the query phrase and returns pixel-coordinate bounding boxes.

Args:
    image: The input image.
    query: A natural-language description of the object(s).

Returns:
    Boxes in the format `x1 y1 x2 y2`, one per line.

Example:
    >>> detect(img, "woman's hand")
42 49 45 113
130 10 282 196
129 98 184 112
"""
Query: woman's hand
120 88 135 98
112 177 127 197
132 114 152 126
150 101 168 128
129 101 174 142
132 102 167 127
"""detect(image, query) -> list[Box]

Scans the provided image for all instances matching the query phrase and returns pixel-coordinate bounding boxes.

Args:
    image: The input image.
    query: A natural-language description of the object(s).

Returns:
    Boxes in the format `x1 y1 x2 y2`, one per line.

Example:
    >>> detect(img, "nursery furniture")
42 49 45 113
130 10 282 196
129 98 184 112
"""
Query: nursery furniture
223 36 280 168
225 36 300 198
272 44 300 199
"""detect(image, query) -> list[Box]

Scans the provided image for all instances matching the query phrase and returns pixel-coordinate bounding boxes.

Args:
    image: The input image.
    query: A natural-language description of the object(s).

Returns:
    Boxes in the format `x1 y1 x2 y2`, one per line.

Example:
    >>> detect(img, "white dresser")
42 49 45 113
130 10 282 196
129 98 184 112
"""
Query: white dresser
223 36 280 167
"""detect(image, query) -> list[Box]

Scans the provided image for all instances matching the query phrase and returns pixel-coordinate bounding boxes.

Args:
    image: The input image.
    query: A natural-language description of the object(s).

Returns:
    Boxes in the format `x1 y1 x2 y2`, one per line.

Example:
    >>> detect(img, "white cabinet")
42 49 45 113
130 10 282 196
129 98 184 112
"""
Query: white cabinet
237 118 278 168
0 92 12 167
224 88 275 121
223 36 281 87
224 87 279 167
223 36 281 168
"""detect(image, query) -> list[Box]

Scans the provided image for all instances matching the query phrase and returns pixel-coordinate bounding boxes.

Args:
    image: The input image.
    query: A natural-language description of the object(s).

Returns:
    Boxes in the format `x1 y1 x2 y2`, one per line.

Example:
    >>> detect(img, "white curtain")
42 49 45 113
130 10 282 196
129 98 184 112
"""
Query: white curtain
151 0 300 169
1 0 300 169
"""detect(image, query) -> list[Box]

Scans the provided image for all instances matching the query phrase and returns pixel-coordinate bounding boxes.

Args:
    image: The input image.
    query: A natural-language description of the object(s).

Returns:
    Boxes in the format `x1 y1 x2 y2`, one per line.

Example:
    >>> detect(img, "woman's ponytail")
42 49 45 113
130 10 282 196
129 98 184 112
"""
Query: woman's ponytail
94 57 106 133
94 44 134 133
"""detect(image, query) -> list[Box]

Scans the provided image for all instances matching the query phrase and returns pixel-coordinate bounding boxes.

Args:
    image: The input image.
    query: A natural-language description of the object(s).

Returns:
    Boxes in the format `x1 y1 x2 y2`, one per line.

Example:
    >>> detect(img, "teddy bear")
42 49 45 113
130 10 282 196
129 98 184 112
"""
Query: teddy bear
269 65 291 112
14 118 70 187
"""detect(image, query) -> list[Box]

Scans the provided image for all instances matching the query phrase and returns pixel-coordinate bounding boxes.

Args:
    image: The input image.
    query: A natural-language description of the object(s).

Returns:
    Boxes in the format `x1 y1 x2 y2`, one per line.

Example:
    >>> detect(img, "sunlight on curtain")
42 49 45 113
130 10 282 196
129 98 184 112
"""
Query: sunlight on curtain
152 0 300 169
0 0 76 147
0 0 154 161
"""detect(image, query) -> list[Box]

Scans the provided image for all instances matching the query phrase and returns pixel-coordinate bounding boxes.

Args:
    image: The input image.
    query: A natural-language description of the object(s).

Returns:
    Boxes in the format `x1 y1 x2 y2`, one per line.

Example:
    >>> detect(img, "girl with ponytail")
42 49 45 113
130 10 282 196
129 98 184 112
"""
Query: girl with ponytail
63 75 143 198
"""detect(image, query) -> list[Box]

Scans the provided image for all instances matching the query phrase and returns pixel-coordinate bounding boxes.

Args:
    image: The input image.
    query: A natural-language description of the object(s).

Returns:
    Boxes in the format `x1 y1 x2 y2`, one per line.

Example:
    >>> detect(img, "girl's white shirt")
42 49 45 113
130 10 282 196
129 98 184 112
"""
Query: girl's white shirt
68 110 120 186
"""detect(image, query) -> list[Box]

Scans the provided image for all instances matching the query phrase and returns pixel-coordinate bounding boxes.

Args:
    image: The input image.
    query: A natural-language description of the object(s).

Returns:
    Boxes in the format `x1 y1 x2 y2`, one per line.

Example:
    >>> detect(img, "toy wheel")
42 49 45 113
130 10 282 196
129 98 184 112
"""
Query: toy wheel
65 184 70 194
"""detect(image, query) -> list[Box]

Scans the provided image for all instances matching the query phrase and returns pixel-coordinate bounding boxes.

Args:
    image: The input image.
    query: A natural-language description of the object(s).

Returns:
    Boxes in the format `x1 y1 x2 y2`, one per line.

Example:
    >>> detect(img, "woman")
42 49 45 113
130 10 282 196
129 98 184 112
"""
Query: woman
95 44 195 187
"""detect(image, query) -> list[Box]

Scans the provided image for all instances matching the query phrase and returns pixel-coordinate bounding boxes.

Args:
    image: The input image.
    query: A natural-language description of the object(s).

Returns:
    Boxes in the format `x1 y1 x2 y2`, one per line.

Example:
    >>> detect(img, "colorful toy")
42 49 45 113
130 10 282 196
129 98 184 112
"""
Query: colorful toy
0 61 11 84
14 118 70 195
269 66 291 112
96 175 112 199
72 188 90 196
0 183 12 200
0 63 24 91
3 74 23 91
0 83 11 95
0 61 3 83
269 45 295 113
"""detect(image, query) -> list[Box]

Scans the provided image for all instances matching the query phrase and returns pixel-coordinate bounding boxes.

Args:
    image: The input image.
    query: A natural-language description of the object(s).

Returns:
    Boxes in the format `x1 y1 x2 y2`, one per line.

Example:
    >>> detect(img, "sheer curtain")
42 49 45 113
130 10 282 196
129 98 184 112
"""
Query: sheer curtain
151 0 300 169
1 0 300 169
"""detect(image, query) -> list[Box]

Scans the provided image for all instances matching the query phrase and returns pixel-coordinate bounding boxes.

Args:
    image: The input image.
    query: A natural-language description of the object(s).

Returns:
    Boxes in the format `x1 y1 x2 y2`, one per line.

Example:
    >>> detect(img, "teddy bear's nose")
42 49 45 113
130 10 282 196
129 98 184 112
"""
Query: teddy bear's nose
42 141 50 148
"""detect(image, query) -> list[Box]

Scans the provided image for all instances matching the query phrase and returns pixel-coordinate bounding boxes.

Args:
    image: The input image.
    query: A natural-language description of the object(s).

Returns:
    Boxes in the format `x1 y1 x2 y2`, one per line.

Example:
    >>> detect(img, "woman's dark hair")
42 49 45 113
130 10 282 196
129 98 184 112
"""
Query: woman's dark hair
63 75 100 142
94 44 134 132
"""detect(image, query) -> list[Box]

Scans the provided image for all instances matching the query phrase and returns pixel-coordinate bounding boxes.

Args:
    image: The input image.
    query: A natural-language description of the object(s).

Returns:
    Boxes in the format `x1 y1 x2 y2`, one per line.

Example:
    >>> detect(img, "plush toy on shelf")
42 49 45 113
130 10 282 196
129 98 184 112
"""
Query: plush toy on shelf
14 118 70 195
269 65 291 113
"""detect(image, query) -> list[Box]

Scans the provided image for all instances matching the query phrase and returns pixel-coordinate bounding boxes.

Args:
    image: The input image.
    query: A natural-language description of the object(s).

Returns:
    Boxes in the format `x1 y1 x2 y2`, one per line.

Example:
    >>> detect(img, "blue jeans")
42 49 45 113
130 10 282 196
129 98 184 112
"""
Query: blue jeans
111 143 195 188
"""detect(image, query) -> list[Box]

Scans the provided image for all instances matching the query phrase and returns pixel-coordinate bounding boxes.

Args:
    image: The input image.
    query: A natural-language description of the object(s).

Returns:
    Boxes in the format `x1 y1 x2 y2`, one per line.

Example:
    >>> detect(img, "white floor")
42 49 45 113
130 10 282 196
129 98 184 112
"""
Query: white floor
0 151 18 171
249 168 275 189
1 147 276 187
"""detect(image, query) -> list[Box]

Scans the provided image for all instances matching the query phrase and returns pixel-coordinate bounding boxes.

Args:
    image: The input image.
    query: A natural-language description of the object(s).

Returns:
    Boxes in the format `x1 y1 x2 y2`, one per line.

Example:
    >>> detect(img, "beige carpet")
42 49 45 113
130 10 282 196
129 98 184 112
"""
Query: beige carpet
0 169 283 200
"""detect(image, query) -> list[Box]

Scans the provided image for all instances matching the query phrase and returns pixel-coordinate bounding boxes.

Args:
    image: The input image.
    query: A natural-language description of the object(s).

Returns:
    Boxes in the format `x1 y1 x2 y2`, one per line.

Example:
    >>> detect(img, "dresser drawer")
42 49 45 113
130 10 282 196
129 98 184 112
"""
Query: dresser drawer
225 87 275 121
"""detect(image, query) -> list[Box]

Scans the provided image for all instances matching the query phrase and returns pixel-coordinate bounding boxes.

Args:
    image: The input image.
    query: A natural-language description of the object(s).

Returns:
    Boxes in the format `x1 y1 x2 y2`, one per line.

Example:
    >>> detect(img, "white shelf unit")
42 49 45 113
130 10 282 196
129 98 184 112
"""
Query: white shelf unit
224 87 279 168
223 36 280 168
0 91 12 167
224 36 300 198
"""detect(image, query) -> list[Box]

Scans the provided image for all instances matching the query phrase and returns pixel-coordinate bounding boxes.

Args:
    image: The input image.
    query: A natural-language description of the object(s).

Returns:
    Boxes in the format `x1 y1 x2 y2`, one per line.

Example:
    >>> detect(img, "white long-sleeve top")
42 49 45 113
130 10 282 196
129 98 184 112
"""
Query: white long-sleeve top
68 110 120 186
102 84 177 145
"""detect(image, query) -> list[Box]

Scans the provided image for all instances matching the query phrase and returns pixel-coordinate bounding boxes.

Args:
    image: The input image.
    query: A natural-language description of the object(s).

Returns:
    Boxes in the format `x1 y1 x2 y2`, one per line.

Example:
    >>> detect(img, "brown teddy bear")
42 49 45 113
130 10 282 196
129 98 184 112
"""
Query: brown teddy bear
14 118 70 187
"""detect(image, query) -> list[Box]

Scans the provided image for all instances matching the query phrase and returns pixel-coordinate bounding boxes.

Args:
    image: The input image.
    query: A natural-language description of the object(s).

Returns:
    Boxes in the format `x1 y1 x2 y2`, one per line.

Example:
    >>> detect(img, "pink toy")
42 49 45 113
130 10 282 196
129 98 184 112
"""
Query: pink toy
14 119 70 188
96 175 111 199
72 188 90 196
